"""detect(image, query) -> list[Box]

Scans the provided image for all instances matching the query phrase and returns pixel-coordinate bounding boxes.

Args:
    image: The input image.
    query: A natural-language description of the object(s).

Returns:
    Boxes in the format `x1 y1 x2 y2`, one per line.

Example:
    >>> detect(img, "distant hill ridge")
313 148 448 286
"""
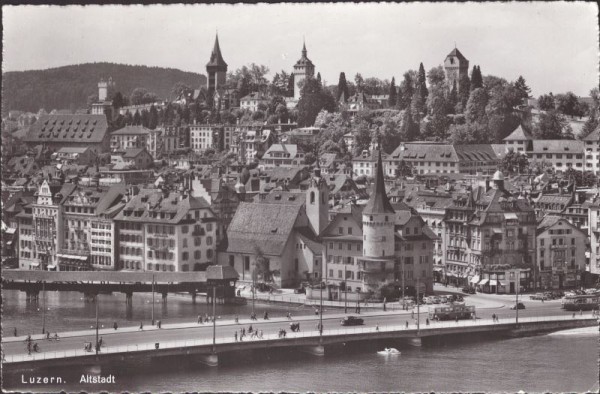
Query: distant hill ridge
2 62 206 115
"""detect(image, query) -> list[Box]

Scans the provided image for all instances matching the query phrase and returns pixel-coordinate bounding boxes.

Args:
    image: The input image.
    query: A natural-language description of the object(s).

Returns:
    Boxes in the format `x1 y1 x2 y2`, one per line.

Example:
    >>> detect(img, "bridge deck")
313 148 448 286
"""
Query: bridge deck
4 315 595 368
1 270 207 283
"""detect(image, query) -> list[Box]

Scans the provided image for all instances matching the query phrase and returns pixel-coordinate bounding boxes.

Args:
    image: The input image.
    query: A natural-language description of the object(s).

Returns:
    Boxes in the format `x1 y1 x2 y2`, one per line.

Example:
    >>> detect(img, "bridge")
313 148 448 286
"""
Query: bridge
1 266 239 304
2 313 596 372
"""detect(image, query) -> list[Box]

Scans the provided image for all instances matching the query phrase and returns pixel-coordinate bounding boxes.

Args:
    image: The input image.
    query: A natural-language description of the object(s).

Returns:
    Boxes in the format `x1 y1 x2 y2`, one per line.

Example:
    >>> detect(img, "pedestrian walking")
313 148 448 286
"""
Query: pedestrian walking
14 327 17 337
235 315 239 323
158 320 162 329
113 322 118 330
139 321 144 330
234 331 238 342
455 315 459 323
259 330 263 339
492 313 496 322
411 310 415 319
197 315 201 324
405 321 409 329
426 318 430 326
375 324 379 331
46 332 51 340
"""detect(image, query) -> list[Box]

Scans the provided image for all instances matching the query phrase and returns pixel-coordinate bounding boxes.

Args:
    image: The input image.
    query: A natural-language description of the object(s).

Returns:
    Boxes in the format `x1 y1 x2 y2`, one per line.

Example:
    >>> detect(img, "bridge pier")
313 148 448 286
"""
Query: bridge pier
405 337 422 347
25 290 40 302
196 353 219 367
191 292 197 304
125 293 133 306
300 345 326 356
161 293 168 304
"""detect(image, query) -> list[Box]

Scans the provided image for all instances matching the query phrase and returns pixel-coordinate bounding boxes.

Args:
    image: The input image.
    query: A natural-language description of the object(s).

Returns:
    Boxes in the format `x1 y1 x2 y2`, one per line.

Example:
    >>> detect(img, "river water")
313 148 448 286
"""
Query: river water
2 290 599 393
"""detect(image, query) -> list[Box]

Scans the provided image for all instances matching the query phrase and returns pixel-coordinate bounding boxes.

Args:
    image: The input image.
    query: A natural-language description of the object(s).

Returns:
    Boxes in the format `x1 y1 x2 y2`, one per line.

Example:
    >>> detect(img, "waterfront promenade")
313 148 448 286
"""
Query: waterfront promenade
3 310 596 371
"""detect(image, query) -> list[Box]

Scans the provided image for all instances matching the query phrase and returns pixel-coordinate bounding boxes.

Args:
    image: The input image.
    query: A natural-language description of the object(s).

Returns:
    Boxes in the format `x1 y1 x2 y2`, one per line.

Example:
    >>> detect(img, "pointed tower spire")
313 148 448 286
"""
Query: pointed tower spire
206 32 228 68
302 37 307 58
363 149 395 214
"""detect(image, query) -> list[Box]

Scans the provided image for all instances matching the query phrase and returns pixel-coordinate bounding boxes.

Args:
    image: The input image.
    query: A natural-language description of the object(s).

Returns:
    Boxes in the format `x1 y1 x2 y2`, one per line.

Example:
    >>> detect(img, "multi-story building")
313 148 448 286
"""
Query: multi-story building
352 149 383 178
23 114 111 154
113 184 217 272
323 151 435 299
582 125 600 174
110 148 154 170
259 144 305 169
443 171 537 293
52 147 97 166
190 124 216 153
147 126 180 159
110 125 151 152
536 215 586 290
529 140 585 174
588 196 600 279
16 204 36 270
385 143 499 176
58 185 124 271
240 92 269 112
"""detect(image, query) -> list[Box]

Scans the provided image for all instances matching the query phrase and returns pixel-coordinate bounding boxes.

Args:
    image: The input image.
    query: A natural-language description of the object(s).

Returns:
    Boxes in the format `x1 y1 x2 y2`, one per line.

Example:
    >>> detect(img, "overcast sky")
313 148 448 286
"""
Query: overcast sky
2 3 598 97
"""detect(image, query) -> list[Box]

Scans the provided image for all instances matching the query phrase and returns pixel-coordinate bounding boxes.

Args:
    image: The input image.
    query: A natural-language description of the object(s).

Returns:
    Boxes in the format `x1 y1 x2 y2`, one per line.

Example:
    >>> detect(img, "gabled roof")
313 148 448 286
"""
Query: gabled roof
56 147 91 154
226 202 302 256
111 125 151 136
503 125 532 141
363 150 395 215
583 124 600 142
206 34 228 68
531 140 584 154
24 114 108 144
122 148 148 159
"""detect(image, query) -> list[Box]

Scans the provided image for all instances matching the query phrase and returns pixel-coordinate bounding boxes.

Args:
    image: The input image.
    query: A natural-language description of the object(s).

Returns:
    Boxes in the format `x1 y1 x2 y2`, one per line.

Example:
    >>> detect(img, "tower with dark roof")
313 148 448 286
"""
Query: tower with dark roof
306 162 329 236
444 47 469 93
293 40 315 100
206 33 228 96
362 149 395 258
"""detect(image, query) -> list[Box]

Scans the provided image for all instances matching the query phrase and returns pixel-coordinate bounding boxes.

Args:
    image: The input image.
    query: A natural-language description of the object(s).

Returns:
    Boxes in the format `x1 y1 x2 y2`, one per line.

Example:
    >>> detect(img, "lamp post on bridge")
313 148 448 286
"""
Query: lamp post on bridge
516 270 519 325
42 281 46 335
151 274 155 326
212 283 217 354
95 295 99 355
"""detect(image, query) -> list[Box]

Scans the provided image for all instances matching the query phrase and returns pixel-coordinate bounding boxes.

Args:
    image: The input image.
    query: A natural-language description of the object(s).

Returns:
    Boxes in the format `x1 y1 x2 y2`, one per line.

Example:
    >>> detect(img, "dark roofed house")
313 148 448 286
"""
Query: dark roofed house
24 114 110 153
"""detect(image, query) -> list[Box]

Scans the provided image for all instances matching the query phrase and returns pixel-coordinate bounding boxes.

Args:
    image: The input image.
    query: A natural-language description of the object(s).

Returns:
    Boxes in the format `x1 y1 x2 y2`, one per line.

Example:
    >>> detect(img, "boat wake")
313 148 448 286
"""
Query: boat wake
547 326 598 337
377 348 401 355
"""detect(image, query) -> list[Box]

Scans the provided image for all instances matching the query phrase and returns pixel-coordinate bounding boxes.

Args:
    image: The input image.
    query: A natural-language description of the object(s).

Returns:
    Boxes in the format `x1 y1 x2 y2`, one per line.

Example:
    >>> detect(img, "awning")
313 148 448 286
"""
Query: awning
478 279 489 286
470 275 480 284
504 213 518 220
433 267 443 272
5 228 16 234
446 272 455 277
493 228 503 234
6 240 13 246
489 279 498 286
57 253 89 261
498 281 507 286
47 264 57 269
31 262 40 267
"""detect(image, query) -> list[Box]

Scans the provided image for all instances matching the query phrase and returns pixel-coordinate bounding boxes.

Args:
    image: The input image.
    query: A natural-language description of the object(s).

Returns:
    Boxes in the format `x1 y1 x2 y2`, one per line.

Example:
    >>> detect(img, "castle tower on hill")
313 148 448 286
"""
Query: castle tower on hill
293 41 315 100
444 47 469 93
362 149 395 259
306 162 329 236
206 33 228 96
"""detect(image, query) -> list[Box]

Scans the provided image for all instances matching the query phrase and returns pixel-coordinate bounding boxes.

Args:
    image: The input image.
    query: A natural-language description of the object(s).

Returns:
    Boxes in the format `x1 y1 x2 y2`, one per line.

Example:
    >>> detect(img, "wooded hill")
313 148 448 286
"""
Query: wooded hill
2 62 206 115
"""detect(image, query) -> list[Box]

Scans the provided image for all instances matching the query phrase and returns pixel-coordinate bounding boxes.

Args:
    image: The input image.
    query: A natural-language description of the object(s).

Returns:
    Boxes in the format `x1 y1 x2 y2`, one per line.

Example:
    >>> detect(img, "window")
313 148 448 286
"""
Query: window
338 227 343 235
207 250 213 259
182 226 189 234
194 250 201 259
244 257 250 271
206 236 213 245
182 252 189 261
183 238 188 248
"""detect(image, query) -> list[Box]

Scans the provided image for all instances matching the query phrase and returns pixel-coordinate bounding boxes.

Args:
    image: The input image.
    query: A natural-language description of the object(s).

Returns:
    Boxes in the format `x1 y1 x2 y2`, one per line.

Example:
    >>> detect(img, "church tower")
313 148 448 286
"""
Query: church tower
444 47 469 93
206 33 228 96
293 40 315 100
362 149 395 258
306 164 329 236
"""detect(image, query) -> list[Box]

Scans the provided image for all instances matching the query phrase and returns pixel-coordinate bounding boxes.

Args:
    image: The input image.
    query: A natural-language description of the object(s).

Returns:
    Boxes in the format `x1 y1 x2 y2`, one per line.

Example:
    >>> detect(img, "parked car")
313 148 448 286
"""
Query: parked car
425 297 433 305
440 296 448 303
432 297 441 304
456 295 464 302
510 302 526 310
530 293 548 300
462 287 476 294
341 316 364 326
294 287 306 294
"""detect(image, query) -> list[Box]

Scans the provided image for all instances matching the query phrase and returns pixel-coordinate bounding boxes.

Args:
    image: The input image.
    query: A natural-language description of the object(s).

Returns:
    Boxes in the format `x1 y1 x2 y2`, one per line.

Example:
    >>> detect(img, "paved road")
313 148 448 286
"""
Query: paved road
2 295 576 358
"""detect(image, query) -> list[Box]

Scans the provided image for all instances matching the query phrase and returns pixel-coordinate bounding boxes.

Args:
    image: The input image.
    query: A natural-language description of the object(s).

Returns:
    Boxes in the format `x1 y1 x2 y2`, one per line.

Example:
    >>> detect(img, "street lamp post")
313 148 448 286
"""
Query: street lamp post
42 281 46 335
212 284 217 353
416 276 420 332
319 281 323 339
95 295 99 355
151 274 155 326
344 264 347 313
252 264 256 316
516 270 519 325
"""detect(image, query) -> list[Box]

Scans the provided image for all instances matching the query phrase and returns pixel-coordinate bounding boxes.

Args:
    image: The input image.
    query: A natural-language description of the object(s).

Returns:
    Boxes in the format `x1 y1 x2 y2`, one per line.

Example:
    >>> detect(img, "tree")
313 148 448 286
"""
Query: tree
130 88 148 105
514 76 531 105
270 70 292 96
303 152 316 165
337 72 350 102
395 160 414 178
555 92 582 119
538 93 555 111
252 245 270 283
354 73 364 92
457 74 471 110
466 88 488 124
388 77 397 107
448 122 487 144
316 72 322 85
427 66 445 87
171 82 192 100
532 110 572 139
133 110 141 125
398 71 416 110
148 105 158 129
296 77 335 127
87 94 98 109
470 65 483 90
501 150 529 174
353 120 372 156
112 91 127 109
417 63 428 100
400 109 419 141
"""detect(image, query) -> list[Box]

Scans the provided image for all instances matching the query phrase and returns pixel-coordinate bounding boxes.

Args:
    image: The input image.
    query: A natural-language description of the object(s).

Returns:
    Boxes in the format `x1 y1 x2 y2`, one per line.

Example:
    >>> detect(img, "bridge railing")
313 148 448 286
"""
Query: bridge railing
3 314 596 364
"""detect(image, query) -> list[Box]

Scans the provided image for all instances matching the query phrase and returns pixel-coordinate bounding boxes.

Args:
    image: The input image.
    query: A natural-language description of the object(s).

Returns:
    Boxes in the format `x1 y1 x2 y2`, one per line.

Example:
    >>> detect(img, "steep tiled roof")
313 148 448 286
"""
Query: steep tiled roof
531 140 584 154
446 48 468 63
388 143 498 163
206 34 228 68
363 150 395 215
226 202 302 256
122 148 146 158
503 125 532 141
582 124 600 141
24 114 108 144
111 125 151 136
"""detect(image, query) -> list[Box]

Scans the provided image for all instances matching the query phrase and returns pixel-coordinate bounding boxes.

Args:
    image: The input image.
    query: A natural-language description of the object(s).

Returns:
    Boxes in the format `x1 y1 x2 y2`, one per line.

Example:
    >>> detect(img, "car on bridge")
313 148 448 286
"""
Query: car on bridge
341 316 364 326
510 302 526 310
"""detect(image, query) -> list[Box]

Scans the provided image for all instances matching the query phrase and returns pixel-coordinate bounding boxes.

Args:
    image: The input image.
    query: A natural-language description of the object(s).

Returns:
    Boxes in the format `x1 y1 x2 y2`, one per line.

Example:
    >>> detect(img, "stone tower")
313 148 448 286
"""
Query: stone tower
206 33 228 96
362 149 395 258
306 164 329 236
293 40 315 100
98 77 115 102
444 47 469 93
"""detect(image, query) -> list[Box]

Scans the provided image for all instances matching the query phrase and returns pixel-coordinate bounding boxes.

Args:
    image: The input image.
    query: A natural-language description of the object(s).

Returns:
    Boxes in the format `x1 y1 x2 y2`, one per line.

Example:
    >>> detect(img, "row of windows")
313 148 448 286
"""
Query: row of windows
120 246 142 256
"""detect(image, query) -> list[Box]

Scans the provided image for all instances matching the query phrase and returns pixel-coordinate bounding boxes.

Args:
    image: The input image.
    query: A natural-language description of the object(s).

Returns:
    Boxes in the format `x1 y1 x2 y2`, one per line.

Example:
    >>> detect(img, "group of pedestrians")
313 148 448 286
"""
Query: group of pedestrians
24 335 39 355
197 313 213 324
492 313 500 322
234 326 263 341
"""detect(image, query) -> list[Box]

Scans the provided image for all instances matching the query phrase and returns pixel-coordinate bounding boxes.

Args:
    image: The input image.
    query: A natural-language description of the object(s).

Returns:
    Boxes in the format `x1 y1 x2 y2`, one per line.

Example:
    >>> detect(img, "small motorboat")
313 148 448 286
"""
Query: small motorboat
377 347 401 355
